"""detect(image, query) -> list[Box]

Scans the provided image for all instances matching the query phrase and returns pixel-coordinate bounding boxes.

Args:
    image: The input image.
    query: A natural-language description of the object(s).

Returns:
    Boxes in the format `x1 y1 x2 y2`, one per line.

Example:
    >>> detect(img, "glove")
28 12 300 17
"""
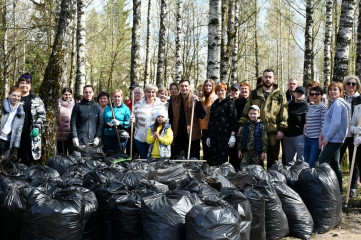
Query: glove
129 116 135 123
107 122 114 127
9 147 18 162
73 138 79 147
206 138 211 148
30 128 39 138
113 119 120 126
93 137 100 146
354 126 361 134
354 136 361 146
228 136 236 148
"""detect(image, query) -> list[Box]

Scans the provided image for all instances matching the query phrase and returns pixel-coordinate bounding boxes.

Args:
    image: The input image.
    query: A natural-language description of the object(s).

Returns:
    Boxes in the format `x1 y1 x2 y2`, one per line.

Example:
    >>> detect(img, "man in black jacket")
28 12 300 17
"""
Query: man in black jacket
71 85 103 147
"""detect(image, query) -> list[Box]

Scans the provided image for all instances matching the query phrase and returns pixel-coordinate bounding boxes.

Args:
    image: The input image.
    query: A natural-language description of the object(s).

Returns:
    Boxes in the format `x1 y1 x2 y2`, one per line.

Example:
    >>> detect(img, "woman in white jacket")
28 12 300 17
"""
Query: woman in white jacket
130 84 167 159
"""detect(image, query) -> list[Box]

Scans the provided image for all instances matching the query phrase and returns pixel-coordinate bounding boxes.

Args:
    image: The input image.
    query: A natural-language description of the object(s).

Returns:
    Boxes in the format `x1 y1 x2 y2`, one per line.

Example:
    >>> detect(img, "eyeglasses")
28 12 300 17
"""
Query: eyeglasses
346 82 357 86
310 92 321 96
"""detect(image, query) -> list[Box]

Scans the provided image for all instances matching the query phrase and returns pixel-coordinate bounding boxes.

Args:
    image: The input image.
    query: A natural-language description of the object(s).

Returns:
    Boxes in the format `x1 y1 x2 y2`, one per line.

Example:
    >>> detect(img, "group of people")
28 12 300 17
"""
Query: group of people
1 70 361 198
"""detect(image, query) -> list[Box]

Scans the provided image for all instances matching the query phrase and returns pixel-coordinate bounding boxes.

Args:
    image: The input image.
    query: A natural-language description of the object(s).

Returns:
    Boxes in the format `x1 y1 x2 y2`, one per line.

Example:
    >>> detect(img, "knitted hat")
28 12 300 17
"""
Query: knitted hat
155 109 168 120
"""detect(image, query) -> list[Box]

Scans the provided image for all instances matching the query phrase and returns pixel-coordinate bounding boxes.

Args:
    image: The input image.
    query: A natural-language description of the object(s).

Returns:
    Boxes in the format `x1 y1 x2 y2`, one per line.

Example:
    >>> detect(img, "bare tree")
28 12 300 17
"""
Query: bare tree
332 0 356 82
356 0 361 77
75 0 87 96
130 0 141 86
174 0 183 82
230 0 239 83
220 0 228 82
1 0 9 96
303 0 313 86
144 0 152 85
156 0 167 87
207 0 222 82
324 0 333 89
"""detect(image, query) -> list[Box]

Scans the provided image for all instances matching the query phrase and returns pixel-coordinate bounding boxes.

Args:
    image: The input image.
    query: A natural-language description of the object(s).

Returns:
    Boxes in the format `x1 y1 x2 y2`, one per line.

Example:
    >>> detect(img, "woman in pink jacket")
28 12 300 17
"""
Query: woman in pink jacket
57 88 75 155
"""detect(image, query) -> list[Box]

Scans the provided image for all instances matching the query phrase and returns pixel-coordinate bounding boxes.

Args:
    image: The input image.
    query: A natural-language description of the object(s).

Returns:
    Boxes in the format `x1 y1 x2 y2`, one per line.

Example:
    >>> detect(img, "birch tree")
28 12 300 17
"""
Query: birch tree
156 0 167 87
207 0 222 82
220 0 228 82
230 0 238 83
39 0 76 163
332 0 356 82
324 0 333 88
174 0 183 82
1 0 9 96
144 0 152 85
356 0 361 77
303 0 313 86
130 0 141 86
75 0 87 96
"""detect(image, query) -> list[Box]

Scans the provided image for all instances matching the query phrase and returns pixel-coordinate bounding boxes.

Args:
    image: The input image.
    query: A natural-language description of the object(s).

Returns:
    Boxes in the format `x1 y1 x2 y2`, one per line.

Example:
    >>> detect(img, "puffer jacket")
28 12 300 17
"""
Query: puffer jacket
239 84 288 134
29 93 46 160
1 99 25 148
70 98 103 144
57 98 75 141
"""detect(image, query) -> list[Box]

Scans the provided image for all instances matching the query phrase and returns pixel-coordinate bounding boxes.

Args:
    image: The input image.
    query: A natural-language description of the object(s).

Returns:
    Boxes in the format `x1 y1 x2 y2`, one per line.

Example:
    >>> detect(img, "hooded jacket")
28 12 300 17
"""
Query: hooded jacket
1 99 25 148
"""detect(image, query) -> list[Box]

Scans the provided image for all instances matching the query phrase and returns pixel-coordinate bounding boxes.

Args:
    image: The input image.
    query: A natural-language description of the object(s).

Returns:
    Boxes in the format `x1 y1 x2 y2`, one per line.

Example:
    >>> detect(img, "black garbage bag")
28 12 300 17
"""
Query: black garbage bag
243 186 266 240
295 163 342 234
244 165 270 182
79 159 108 173
142 190 196 240
177 177 219 198
185 197 241 240
21 187 85 240
206 173 235 191
268 170 287 183
123 161 153 171
220 188 252 240
47 155 78 175
117 170 149 189
255 181 289 240
270 160 309 187
80 145 106 161
61 167 86 186
226 171 257 189
273 182 313 239
24 165 61 183
213 162 236 176
150 164 189 190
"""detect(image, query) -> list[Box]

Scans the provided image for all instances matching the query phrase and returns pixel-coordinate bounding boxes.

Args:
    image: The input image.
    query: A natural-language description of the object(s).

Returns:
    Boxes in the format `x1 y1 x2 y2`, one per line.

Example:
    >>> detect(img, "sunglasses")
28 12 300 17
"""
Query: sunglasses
346 82 357 86
310 92 321 96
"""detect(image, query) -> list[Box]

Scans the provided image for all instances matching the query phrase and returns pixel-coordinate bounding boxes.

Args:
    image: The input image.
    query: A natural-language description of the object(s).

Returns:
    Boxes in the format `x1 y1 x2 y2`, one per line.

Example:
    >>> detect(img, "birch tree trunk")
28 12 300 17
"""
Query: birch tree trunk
226 0 235 83
220 0 228 83
144 0 152 85
332 0 356 82
324 0 333 88
207 0 222 82
356 0 361 77
254 0 259 79
174 0 183 82
39 0 76 163
2 0 9 97
230 0 238 83
156 0 167 87
75 0 87 96
303 0 313 86
130 0 141 86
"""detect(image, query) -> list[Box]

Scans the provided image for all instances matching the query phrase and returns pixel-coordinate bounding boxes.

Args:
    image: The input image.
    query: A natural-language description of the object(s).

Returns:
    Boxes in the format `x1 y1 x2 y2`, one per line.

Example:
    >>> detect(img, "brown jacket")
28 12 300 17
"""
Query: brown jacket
169 92 206 141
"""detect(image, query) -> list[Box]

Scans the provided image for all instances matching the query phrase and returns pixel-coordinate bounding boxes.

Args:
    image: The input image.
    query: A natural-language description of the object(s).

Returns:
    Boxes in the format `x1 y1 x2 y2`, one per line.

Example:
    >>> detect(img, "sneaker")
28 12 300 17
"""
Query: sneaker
350 189 357 198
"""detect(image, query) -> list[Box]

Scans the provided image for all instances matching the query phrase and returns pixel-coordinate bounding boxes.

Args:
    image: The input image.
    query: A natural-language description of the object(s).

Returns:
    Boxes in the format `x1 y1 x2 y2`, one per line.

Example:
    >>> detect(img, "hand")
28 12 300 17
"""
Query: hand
237 126 243 135
107 122 114 127
260 152 266 160
30 128 39 138
190 95 199 101
73 138 79 147
321 139 328 148
228 136 236 148
238 151 242 159
93 137 100 146
206 138 211 148
129 116 136 123
153 132 159 139
276 131 284 140
113 119 120 126
354 136 361 146
354 126 361 134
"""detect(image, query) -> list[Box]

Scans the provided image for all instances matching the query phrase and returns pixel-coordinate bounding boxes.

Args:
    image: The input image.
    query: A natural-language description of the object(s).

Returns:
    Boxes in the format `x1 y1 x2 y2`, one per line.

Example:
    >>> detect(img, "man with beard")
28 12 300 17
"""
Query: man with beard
238 69 288 169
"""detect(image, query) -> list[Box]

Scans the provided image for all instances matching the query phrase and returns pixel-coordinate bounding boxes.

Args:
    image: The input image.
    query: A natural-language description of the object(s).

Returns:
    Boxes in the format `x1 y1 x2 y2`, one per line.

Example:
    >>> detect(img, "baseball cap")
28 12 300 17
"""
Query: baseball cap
231 83 241 91
295 86 306 94
249 105 260 112
129 83 141 90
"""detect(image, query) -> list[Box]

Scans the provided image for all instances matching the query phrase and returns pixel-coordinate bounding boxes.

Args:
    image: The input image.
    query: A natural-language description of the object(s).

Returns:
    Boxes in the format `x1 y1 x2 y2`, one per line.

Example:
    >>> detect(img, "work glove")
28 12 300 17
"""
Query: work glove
228 136 236 148
30 128 39 138
73 138 79 147
206 138 211 148
354 136 361 146
93 137 100 146
107 122 114 127
113 119 120 126
354 126 361 134
129 116 136 124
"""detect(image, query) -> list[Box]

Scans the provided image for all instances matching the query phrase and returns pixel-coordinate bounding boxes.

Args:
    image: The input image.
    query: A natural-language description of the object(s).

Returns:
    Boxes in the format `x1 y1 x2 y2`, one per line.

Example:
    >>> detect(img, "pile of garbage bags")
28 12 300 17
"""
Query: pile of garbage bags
0 146 342 240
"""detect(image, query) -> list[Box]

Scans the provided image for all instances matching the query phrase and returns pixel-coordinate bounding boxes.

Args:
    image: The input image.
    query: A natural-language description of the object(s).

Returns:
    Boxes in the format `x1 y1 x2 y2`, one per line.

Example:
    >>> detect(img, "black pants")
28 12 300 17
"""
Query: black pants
172 134 200 159
201 130 215 165
210 134 230 166
57 140 71 155
340 136 354 165
228 144 240 170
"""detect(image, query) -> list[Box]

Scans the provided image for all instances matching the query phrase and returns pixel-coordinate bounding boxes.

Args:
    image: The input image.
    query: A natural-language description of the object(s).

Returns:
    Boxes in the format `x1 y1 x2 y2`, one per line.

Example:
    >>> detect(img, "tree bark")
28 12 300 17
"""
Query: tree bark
2 0 9 97
156 0 167 87
356 0 361 77
130 0 141 86
254 0 259 80
332 0 356 82
220 0 228 83
144 0 152 85
324 0 333 89
303 0 313 87
174 0 183 83
207 0 222 82
39 0 76 163
75 0 87 96
230 0 238 83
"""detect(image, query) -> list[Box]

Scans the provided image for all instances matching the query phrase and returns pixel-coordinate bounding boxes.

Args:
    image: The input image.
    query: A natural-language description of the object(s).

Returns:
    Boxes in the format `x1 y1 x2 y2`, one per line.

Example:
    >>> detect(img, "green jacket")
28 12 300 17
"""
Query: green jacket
239 85 288 134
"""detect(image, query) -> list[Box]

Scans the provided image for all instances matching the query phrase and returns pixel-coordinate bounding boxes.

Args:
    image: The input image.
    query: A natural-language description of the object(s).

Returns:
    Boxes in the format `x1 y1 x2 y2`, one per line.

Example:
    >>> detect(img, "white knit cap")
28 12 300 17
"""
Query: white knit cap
155 109 168 120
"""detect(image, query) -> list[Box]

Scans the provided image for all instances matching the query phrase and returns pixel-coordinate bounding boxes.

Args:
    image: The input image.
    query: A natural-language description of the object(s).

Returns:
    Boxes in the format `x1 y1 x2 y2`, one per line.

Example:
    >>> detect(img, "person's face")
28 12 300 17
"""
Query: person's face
262 72 275 88
309 90 322 103
9 91 21 106
158 91 168 102
113 92 123 105
293 91 304 102
240 86 250 98
62 91 72 101
134 90 143 101
170 86 179 96
230 88 240 98
346 78 357 93
98 96 109 107
83 87 94 101
288 80 298 91
328 87 341 100
157 115 165 124
197 89 203 97
216 88 227 99
204 82 213 93
179 82 190 95
146 89 157 100
248 109 260 122
18 81 31 94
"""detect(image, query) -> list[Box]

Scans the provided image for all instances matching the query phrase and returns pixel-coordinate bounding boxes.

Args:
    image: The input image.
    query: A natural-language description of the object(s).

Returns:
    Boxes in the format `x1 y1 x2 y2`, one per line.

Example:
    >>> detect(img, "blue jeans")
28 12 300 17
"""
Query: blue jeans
304 136 320 168
134 139 150 159
103 134 127 153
